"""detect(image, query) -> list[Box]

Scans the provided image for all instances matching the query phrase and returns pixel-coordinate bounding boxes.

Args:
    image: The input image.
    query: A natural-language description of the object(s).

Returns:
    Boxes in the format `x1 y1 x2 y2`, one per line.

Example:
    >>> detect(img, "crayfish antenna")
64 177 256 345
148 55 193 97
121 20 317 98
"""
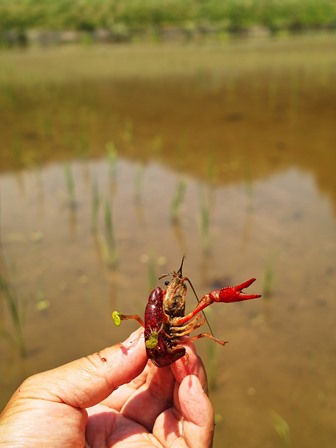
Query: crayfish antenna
187 277 216 338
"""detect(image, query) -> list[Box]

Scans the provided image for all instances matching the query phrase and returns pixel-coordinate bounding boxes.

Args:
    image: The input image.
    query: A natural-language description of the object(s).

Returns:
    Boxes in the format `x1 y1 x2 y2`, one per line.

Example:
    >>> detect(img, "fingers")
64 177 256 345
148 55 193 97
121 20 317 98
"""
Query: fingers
13 328 147 409
153 374 214 448
171 340 208 393
178 375 214 448
116 362 175 431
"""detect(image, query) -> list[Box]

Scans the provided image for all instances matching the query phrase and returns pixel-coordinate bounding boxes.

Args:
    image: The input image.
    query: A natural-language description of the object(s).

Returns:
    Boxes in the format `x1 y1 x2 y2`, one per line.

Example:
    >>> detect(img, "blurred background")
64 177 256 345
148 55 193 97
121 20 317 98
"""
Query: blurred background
0 1 336 447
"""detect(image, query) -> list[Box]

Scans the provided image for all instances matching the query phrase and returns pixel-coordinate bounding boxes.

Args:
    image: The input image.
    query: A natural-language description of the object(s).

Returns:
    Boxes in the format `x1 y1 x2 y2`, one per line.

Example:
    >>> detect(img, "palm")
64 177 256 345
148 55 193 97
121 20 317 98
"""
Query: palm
86 345 212 448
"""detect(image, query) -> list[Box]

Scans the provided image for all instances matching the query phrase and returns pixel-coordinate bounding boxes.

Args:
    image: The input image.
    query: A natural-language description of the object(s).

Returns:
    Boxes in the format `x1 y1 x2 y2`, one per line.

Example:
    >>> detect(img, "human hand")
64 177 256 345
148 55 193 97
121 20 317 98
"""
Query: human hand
0 328 214 447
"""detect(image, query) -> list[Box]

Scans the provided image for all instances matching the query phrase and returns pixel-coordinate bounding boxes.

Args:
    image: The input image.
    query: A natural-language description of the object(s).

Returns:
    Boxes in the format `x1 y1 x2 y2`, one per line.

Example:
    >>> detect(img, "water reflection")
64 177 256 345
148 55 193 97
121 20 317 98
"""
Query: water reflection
0 36 336 447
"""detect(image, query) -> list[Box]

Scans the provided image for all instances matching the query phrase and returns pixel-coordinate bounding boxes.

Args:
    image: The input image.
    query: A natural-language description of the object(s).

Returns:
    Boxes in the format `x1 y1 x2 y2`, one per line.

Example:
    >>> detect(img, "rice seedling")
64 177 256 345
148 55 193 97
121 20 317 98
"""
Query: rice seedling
270 410 292 448
207 341 219 391
121 119 133 143
64 163 77 208
205 308 219 391
199 187 210 254
147 255 157 290
104 201 118 268
106 141 118 177
91 179 100 233
134 162 144 203
151 135 163 154
0 272 26 357
170 179 186 223
78 132 89 158
263 253 276 298
208 154 217 186
243 162 254 210
12 135 22 166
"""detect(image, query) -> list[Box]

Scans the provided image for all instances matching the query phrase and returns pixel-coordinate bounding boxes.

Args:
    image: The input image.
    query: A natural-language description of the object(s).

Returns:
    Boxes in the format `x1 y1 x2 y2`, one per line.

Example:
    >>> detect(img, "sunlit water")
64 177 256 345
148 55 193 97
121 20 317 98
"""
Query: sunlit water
0 34 336 447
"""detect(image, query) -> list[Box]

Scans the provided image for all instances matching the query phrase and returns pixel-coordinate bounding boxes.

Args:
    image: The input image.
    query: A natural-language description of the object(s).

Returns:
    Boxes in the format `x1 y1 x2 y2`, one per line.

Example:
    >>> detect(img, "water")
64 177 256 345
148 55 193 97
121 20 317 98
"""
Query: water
0 34 336 447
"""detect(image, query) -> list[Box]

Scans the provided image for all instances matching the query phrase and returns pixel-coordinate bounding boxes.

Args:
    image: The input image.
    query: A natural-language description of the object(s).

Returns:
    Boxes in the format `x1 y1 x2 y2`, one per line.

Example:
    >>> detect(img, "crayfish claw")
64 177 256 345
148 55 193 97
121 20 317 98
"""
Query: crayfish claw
218 278 261 303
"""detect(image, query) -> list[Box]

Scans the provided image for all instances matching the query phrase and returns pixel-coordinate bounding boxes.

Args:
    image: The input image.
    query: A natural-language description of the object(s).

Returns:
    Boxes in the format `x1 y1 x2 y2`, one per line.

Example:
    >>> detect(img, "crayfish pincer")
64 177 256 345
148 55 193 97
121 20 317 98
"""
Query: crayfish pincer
112 256 261 367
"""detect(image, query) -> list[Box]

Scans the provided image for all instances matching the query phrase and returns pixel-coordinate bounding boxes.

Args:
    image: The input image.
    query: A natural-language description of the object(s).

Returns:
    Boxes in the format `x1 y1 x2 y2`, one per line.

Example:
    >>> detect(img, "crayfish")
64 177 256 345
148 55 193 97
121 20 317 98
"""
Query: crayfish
112 256 261 367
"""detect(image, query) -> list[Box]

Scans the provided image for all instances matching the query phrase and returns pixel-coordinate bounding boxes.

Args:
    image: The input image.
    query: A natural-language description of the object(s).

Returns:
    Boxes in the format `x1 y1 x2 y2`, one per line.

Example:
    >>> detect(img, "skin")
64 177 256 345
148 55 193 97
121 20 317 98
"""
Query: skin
0 328 214 448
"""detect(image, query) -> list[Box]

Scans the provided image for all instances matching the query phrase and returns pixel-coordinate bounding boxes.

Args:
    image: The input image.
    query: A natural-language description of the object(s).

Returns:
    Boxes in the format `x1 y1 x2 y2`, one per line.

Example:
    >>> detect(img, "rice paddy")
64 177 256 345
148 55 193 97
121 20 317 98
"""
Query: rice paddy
0 34 336 448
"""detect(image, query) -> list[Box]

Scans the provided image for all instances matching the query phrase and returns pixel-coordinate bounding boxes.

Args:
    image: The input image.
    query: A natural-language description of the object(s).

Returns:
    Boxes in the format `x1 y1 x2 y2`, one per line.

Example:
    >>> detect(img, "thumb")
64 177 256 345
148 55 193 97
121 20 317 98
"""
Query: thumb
14 328 146 409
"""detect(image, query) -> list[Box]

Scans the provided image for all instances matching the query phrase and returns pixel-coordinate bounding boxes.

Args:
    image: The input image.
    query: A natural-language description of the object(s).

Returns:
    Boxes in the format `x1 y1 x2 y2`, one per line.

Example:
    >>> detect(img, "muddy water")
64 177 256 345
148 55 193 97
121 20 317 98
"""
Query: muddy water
0 35 336 447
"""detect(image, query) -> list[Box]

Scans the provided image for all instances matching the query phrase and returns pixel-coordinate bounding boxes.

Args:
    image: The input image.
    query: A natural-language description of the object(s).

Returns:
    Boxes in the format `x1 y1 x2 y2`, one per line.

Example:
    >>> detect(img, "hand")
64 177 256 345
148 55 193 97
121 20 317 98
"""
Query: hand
0 328 214 447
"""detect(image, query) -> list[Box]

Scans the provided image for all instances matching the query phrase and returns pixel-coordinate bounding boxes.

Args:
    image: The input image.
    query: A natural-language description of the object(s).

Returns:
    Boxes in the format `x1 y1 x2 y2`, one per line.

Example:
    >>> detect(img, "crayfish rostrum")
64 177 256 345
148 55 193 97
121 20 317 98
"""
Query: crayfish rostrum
112 256 261 367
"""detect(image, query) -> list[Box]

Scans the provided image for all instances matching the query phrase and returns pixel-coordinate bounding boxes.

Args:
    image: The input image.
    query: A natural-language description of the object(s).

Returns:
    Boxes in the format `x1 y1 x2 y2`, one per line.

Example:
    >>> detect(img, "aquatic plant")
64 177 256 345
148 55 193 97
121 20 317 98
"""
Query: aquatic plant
271 410 291 448
208 154 217 186
104 201 118 268
134 162 144 203
91 179 100 233
170 179 186 223
244 164 254 210
0 272 26 357
121 119 133 143
263 254 276 298
206 310 219 391
199 187 210 254
106 141 118 177
147 255 157 290
64 163 77 208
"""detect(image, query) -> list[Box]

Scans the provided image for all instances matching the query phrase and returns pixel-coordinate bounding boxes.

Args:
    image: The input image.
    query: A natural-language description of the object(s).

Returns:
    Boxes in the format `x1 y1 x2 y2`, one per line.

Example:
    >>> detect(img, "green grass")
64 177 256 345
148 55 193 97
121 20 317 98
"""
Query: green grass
0 0 335 40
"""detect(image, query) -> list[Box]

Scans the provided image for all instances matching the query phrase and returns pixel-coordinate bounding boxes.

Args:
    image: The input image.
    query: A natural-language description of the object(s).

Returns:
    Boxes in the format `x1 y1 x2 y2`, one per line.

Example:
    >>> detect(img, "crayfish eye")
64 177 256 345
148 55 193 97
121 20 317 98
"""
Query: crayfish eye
164 280 170 286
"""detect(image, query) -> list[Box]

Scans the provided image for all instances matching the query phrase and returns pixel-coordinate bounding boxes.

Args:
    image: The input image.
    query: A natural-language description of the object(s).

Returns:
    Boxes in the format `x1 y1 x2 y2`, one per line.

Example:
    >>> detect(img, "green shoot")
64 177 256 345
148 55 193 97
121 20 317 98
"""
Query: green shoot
263 253 276 298
104 201 118 268
199 188 210 254
64 163 77 208
134 162 144 203
207 337 219 391
208 154 217 186
243 162 254 211
270 411 291 448
0 273 26 357
91 179 100 233
121 119 133 143
148 255 157 290
106 141 118 177
170 179 186 223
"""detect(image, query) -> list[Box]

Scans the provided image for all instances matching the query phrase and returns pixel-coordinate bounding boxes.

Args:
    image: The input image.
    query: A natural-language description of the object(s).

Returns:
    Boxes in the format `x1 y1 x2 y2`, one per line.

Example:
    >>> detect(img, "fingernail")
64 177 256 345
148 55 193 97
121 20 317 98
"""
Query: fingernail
190 374 206 394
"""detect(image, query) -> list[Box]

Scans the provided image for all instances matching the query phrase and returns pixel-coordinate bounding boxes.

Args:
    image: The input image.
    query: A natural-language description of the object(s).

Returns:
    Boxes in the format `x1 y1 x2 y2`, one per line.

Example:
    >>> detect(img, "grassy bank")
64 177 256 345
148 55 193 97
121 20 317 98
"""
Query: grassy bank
1 0 336 44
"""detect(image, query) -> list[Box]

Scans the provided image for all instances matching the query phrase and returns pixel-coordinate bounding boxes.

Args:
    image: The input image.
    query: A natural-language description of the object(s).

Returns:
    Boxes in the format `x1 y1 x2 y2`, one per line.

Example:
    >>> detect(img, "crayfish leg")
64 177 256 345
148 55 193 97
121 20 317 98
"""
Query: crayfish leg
188 333 228 346
112 311 144 327
170 314 206 337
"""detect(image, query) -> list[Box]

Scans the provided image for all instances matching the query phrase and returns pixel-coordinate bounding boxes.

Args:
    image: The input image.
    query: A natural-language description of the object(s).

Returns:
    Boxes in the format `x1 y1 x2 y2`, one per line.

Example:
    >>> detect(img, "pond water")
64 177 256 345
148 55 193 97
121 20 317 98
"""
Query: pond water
0 34 336 447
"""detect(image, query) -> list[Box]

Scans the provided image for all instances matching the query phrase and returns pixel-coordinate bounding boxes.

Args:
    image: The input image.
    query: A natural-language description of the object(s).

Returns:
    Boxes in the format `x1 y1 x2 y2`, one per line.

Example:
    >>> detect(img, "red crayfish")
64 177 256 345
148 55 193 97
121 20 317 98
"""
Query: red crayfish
112 256 261 367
